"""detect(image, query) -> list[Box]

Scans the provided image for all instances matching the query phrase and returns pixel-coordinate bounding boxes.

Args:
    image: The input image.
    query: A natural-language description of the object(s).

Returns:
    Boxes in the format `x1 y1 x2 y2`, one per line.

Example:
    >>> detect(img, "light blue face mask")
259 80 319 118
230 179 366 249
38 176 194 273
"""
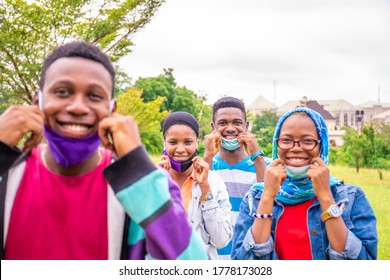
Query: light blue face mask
221 138 240 151
285 165 310 179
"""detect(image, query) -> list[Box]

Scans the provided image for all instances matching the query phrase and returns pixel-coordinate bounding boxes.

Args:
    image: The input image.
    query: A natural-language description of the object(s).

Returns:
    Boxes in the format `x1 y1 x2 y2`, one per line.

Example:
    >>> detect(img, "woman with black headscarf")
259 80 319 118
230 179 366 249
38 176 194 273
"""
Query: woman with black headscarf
158 111 232 259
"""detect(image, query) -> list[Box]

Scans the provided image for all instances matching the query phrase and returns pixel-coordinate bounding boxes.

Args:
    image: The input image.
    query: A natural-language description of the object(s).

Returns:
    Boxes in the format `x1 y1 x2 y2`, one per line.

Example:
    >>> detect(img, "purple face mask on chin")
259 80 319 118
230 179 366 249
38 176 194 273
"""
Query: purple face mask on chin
43 125 101 167
162 150 198 173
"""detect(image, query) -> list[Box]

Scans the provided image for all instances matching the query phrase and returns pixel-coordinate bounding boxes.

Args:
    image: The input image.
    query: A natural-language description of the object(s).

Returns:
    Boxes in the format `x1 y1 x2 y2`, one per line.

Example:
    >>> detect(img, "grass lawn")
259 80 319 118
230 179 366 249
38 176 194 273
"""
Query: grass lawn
329 165 390 260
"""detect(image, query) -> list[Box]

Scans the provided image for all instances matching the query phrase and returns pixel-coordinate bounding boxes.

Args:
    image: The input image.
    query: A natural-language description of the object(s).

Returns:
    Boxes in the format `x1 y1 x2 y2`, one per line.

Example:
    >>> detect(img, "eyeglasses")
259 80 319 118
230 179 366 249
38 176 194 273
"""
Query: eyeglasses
276 138 321 151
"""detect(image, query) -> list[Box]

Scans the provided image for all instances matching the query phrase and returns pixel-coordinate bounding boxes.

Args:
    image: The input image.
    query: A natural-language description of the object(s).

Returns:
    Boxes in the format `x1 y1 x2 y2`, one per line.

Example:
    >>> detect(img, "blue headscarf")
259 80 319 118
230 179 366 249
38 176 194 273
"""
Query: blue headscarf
253 107 340 205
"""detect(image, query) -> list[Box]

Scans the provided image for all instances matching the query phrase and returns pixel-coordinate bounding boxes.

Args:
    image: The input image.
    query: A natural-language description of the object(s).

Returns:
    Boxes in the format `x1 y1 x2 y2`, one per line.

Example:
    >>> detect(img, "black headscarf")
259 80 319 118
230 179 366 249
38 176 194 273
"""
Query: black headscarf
162 111 199 137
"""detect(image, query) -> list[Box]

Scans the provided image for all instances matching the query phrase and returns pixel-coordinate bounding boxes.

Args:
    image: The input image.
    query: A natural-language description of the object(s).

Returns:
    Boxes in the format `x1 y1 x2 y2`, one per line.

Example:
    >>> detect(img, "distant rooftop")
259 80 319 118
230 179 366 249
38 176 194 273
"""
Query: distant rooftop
358 101 390 108
248 95 276 110
277 97 334 120
372 109 390 120
306 100 335 120
318 99 355 111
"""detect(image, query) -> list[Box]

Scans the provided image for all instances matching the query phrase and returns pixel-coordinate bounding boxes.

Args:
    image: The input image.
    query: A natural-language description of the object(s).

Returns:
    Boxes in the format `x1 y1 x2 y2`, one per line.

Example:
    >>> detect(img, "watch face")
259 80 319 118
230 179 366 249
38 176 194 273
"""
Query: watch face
206 193 213 200
330 205 341 217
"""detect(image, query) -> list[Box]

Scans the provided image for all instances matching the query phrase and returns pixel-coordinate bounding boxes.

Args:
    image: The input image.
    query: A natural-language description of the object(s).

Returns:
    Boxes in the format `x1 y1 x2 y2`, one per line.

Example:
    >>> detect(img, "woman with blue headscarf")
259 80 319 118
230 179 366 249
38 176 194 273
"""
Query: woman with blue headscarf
231 107 377 260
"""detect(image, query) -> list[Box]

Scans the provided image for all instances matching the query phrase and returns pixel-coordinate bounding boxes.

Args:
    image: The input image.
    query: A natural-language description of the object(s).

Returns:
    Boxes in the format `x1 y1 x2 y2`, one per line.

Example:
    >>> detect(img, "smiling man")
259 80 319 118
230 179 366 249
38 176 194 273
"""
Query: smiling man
0 42 207 260
203 96 271 259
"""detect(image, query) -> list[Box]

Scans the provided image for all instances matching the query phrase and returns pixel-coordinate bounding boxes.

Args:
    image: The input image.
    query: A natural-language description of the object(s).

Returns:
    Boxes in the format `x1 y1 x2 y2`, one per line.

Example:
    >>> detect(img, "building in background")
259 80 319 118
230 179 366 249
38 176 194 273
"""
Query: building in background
247 95 276 115
371 109 390 125
359 101 390 124
317 99 356 130
247 95 390 146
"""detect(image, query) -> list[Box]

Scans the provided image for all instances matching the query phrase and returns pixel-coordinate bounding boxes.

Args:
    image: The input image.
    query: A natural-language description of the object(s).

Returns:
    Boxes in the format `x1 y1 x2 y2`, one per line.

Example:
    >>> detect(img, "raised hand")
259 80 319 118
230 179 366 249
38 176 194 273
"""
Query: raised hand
263 159 286 198
307 157 332 201
98 113 142 158
204 131 222 156
192 156 210 187
238 131 259 156
157 155 171 170
0 105 45 152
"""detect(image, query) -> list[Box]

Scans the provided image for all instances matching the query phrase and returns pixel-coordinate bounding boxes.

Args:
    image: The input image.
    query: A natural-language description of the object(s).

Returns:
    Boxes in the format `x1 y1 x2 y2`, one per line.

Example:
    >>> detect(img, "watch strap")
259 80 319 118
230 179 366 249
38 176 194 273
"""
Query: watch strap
251 150 264 161
320 204 343 222
320 211 333 222
200 192 213 202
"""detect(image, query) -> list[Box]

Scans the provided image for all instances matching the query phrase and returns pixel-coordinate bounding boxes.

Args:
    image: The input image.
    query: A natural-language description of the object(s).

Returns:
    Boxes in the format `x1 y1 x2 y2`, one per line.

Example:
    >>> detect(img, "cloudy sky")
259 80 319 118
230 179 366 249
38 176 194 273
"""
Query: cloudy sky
119 0 390 107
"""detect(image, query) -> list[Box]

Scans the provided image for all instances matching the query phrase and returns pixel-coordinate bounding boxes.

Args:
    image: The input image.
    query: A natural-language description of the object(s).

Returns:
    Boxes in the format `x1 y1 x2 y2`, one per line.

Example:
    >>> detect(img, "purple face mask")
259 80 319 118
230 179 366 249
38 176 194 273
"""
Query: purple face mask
162 150 198 173
44 125 101 167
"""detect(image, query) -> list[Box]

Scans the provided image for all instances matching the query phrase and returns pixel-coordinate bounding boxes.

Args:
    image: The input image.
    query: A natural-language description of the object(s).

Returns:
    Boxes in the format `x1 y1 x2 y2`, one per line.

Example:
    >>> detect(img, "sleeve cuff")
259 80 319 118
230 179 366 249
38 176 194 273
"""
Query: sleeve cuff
103 145 156 193
0 141 22 175
243 227 274 257
200 199 219 211
327 230 362 260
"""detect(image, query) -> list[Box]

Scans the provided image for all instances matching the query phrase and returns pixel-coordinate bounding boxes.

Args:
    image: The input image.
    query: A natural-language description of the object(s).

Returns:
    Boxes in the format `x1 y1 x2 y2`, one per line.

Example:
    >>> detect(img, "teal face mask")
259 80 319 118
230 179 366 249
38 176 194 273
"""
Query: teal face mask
221 138 240 151
285 165 310 179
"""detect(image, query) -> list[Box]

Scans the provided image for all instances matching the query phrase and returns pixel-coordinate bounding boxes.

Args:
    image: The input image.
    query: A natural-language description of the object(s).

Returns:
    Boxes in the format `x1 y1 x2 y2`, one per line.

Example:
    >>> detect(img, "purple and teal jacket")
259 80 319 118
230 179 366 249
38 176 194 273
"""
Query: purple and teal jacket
0 141 208 260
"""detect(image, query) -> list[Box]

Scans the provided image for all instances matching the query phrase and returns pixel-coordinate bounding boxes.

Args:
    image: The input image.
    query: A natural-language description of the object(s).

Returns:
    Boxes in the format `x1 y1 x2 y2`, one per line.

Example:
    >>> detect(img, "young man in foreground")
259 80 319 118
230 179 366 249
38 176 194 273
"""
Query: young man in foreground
0 42 207 260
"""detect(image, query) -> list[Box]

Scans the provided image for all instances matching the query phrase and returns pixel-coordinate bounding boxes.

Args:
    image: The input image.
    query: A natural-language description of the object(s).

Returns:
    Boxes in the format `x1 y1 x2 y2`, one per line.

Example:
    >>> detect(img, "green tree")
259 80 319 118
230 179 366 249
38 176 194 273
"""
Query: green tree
251 112 278 157
361 124 377 167
133 69 214 155
0 0 165 107
329 146 345 166
342 127 365 172
194 95 212 156
114 66 132 98
134 68 210 118
254 126 275 158
196 96 212 138
171 86 198 116
116 87 168 153
377 123 390 159
341 125 381 172
252 112 279 131
334 123 390 172
134 68 176 111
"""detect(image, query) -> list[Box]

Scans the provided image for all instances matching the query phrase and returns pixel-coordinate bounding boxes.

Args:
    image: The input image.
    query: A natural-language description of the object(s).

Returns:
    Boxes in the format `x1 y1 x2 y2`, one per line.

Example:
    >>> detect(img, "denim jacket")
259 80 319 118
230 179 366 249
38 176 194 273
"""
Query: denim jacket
231 182 378 260
187 170 232 260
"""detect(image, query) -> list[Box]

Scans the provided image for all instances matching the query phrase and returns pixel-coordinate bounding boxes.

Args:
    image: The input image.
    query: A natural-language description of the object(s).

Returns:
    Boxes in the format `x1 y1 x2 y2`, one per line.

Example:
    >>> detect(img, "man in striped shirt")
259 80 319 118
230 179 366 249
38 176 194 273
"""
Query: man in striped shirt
203 96 271 259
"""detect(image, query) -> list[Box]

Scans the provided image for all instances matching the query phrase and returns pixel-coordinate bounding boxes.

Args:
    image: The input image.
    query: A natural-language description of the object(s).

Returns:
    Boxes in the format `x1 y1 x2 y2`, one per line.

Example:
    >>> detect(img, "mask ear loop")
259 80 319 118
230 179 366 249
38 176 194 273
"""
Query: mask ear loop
38 91 43 110
109 100 115 113
212 122 218 132
162 137 167 151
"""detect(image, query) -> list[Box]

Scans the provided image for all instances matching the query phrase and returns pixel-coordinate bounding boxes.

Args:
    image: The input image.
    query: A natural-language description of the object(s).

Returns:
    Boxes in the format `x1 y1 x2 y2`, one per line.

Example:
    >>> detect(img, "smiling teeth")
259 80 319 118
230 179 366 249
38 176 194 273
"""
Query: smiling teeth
290 158 305 163
62 124 89 132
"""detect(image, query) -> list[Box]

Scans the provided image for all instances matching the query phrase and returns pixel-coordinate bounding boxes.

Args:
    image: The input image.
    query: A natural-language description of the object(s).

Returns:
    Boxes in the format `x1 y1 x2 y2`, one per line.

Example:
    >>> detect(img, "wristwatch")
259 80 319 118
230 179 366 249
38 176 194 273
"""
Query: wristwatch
320 204 343 222
200 192 213 202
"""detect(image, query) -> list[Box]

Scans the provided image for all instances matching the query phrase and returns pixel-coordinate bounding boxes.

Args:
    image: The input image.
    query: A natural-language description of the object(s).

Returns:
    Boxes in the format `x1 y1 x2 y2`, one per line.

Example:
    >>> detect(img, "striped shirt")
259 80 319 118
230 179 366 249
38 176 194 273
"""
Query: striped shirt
212 154 257 259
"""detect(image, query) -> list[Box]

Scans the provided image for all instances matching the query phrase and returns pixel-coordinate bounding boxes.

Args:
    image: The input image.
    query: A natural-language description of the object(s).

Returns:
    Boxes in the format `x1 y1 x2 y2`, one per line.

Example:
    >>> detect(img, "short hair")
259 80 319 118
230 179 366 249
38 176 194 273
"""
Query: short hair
212 96 246 122
39 42 115 96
